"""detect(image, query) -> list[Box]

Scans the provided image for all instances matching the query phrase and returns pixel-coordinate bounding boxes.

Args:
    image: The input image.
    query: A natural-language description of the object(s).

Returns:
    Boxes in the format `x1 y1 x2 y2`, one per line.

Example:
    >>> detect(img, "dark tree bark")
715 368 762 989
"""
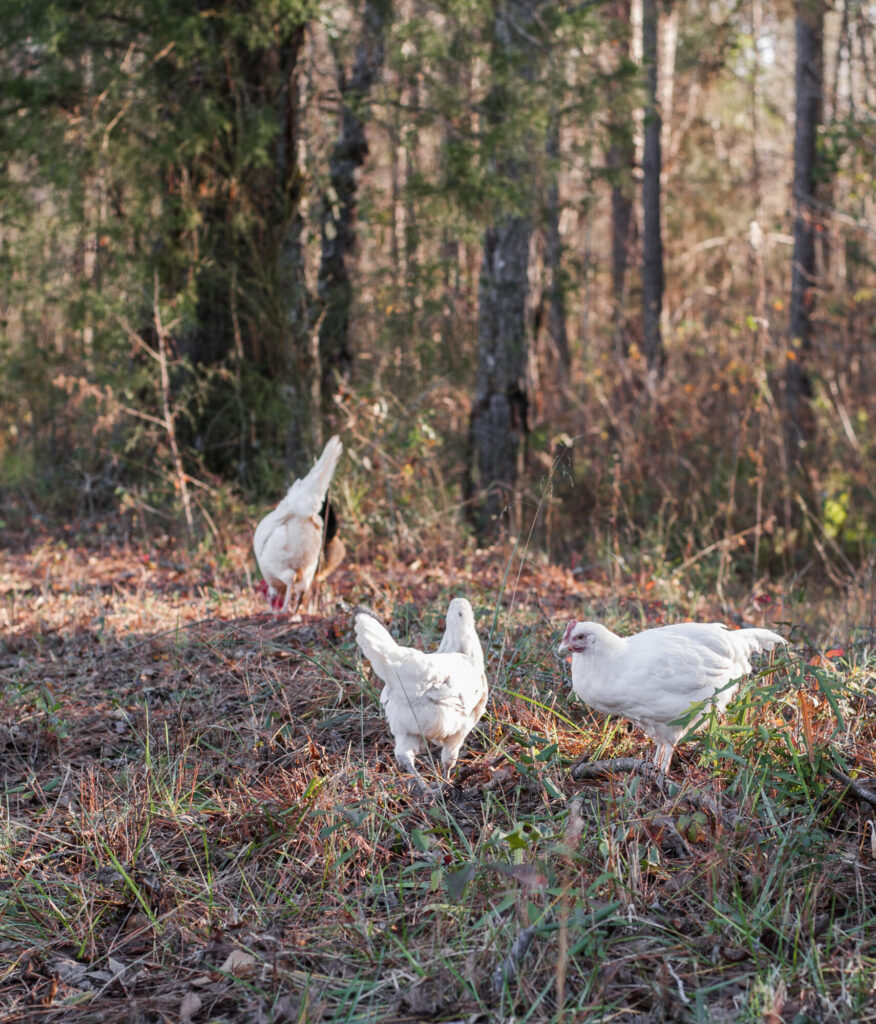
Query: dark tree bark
785 0 824 461
606 0 636 357
641 0 665 373
544 117 570 380
317 0 390 416
173 23 307 376
469 0 538 538
155 7 311 479
471 218 532 534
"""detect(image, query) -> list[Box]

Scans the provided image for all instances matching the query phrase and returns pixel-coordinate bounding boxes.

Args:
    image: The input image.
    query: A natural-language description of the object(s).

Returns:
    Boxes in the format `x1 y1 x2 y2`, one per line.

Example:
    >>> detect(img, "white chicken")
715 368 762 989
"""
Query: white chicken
558 619 786 772
253 436 343 615
354 598 488 779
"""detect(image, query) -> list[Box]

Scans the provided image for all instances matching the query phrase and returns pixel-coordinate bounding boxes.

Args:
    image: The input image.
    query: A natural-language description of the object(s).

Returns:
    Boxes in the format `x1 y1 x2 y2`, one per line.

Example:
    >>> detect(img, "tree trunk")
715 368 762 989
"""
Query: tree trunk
544 116 570 382
606 0 636 356
317 0 390 416
785 0 824 461
471 218 532 535
155 8 310 481
469 0 538 538
641 0 665 374
748 0 769 358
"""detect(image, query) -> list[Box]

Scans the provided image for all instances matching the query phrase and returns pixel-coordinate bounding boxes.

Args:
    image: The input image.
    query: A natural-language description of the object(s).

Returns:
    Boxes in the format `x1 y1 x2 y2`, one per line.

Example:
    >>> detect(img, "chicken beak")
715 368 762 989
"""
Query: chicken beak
558 619 577 655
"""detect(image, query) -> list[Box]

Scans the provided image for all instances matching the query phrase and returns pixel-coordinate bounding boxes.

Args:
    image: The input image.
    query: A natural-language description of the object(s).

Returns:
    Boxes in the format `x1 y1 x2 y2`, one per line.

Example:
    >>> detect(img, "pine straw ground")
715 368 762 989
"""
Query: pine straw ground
1 531 874 1024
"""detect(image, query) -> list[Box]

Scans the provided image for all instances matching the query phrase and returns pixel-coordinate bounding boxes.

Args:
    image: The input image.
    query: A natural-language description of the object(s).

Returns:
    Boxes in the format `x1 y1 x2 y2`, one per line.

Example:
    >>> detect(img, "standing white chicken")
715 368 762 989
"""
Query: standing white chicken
558 620 786 772
253 436 343 615
355 598 488 779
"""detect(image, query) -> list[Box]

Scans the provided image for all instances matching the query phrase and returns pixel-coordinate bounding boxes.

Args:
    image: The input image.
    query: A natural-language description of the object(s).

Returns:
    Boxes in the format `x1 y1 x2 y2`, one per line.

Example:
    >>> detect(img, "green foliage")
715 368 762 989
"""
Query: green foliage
0 0 324 528
0 0 874 581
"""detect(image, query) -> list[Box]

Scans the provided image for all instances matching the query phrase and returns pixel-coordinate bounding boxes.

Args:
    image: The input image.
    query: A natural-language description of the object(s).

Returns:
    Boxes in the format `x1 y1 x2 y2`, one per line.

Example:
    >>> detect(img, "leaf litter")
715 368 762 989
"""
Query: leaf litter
0 528 874 1022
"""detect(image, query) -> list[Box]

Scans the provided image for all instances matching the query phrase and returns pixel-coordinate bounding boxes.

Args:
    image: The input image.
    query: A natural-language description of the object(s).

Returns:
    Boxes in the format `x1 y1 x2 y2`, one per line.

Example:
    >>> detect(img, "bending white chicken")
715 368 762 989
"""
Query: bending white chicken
254 436 343 615
558 620 786 772
355 598 488 779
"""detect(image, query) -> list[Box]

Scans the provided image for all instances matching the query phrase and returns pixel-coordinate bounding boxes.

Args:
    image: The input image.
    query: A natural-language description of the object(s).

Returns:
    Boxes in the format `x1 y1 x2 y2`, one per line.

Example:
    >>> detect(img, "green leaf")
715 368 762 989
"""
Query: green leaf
445 863 476 901
535 743 559 762
410 828 431 853
542 777 563 800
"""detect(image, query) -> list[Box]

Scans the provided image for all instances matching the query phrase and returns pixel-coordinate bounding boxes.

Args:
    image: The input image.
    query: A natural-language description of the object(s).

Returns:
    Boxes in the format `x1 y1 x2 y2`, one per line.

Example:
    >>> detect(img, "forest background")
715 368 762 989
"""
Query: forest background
0 0 873 594
2 3 876 1021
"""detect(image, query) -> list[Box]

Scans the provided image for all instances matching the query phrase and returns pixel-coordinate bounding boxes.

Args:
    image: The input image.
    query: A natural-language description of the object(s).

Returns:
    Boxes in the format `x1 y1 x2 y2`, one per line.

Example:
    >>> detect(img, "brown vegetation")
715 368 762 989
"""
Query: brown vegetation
1 528 873 1021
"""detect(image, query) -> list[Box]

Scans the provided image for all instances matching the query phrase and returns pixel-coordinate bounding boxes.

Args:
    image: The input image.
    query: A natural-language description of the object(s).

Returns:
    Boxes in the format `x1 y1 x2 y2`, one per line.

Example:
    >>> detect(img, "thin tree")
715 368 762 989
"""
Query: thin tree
543 116 571 382
317 0 391 416
469 0 539 537
641 0 664 373
605 0 637 356
785 0 824 460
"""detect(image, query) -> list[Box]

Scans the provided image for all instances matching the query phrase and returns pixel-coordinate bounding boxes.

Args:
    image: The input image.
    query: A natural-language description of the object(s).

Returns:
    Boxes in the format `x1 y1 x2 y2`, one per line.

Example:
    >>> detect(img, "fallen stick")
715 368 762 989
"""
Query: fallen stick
569 757 658 782
827 767 876 811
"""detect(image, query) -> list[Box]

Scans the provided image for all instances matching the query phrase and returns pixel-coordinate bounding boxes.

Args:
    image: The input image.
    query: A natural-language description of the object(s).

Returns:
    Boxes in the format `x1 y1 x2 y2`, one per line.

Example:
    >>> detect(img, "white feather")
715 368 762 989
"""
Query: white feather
558 620 786 771
355 598 488 778
253 436 343 613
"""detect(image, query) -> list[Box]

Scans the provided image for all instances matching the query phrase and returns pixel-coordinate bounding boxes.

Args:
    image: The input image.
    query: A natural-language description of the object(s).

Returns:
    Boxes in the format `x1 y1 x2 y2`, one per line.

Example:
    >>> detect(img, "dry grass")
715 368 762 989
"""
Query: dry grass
1 530 874 1023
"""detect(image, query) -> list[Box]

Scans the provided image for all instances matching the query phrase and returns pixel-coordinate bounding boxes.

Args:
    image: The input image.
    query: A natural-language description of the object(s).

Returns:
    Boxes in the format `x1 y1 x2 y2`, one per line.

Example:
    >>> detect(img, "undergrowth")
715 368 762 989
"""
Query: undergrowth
0 535 874 1022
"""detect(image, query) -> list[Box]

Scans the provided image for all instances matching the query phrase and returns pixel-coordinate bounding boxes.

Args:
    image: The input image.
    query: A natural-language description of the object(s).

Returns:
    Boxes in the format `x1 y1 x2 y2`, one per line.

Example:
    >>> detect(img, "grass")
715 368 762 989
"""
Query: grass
0 531 874 1023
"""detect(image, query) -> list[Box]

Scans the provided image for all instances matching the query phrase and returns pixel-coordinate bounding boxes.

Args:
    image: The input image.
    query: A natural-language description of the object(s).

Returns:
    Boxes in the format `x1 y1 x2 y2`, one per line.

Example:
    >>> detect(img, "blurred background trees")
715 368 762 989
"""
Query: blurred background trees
1 0 873 582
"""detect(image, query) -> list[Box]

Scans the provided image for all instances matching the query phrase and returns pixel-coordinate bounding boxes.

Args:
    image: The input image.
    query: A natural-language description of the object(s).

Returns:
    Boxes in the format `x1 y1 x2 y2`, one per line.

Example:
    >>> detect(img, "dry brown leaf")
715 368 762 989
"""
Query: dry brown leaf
797 689 815 762
179 990 202 1022
219 949 258 978
47 958 88 988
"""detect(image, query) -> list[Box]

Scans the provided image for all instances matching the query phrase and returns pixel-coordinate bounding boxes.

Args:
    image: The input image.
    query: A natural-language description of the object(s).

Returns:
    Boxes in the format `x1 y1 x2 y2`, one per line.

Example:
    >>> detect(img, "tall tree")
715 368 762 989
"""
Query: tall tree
641 0 664 373
605 0 637 356
785 0 825 460
317 0 391 418
543 116 571 382
469 0 539 537
162 6 312 472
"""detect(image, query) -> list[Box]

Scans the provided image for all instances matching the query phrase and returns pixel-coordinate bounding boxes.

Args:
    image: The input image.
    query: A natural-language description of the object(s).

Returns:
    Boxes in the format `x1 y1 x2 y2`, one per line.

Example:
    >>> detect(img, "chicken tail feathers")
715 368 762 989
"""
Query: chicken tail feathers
731 627 787 657
306 435 343 498
277 436 343 520
354 613 399 679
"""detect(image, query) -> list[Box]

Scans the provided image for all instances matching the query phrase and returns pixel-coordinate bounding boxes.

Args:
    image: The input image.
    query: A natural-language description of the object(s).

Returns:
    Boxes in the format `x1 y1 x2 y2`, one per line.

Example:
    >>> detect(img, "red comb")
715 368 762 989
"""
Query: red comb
562 619 577 644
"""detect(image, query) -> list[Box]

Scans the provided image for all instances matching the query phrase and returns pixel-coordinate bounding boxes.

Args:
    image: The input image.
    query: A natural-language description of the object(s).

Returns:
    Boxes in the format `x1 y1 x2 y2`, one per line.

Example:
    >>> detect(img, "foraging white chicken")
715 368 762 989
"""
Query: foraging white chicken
558 620 786 772
355 598 488 779
253 436 343 614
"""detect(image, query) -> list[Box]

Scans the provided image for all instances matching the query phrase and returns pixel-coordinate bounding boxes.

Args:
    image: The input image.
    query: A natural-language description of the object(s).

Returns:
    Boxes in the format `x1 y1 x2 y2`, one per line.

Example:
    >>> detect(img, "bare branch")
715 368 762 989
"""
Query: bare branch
827 767 876 811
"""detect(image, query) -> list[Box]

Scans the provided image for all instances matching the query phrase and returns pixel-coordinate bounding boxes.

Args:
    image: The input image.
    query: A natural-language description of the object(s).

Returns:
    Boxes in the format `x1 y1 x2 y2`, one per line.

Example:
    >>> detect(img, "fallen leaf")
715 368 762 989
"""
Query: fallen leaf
179 990 202 1022
219 949 258 978
47 958 88 987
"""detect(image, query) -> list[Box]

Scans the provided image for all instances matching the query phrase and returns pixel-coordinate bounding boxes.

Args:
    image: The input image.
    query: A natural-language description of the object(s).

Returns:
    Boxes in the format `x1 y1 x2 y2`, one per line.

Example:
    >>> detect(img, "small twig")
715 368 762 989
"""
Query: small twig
151 275 193 536
675 523 761 574
827 767 876 811
115 283 195 536
665 961 690 1005
492 925 537 997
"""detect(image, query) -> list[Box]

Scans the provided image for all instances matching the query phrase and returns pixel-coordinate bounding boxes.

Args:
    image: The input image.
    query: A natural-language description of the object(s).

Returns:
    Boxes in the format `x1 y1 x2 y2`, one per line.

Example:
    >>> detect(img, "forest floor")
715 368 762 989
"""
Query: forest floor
1 527 874 1023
